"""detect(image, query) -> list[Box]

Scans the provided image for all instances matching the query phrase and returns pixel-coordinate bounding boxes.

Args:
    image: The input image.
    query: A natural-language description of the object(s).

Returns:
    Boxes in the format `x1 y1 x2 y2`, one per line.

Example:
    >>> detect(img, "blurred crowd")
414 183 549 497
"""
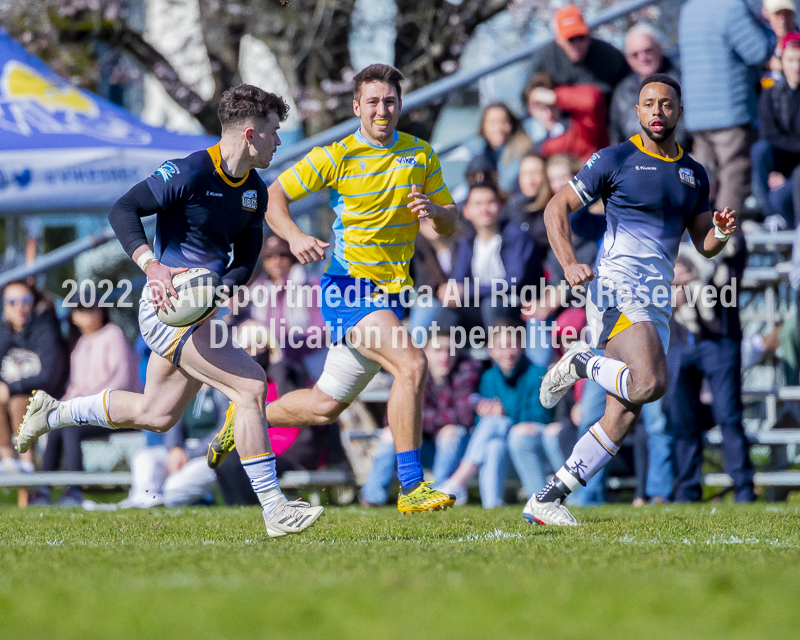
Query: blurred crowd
4 1 800 508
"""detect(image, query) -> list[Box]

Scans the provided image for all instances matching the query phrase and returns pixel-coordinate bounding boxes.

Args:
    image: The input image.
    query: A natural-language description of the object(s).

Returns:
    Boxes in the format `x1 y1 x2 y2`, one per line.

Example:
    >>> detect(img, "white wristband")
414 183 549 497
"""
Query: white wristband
136 249 157 273
713 224 730 242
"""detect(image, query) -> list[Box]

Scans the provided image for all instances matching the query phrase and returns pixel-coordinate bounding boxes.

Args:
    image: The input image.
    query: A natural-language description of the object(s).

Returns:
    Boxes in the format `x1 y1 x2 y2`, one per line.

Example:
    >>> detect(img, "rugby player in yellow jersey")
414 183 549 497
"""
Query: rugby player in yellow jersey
208 64 459 513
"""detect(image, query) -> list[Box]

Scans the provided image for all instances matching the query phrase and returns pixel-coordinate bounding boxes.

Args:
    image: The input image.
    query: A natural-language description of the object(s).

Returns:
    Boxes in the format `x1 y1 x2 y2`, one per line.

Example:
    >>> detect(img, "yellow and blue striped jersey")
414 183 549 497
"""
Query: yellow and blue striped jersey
278 129 453 293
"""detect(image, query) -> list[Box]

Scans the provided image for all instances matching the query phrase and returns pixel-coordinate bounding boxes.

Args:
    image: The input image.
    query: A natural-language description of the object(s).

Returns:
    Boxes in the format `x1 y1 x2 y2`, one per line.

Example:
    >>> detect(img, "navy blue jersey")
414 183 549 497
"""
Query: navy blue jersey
145 144 267 279
570 135 710 298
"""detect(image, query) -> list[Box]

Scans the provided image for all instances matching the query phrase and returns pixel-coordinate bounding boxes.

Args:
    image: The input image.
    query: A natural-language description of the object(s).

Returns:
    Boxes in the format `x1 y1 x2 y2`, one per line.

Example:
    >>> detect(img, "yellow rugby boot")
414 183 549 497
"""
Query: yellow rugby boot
397 481 456 514
207 401 236 469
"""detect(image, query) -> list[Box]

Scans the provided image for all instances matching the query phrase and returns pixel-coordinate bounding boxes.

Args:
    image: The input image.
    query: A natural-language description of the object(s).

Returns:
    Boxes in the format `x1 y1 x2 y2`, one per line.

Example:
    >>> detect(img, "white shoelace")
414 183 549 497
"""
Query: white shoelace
276 500 313 526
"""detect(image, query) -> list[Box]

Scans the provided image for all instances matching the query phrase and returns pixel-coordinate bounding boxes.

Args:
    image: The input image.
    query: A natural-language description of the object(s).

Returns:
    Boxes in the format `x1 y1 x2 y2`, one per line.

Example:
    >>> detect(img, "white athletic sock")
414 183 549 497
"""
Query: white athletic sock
48 390 116 430
557 423 620 493
585 355 631 401
241 452 283 518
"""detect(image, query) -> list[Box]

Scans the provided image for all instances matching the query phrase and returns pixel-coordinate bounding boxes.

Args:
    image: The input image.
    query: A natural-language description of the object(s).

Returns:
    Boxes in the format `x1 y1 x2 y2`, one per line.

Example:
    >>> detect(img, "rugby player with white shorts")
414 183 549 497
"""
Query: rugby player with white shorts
208 64 460 514
16 85 324 538
523 74 738 526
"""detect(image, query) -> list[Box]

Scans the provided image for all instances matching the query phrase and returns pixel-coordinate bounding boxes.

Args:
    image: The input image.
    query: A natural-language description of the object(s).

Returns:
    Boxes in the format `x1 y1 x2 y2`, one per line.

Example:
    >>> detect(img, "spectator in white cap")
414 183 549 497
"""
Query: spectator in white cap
764 0 798 73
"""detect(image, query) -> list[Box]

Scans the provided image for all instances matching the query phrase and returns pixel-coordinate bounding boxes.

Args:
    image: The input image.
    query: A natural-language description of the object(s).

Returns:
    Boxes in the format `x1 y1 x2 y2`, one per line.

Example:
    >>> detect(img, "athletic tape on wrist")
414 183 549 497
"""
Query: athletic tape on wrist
713 224 730 242
136 249 157 273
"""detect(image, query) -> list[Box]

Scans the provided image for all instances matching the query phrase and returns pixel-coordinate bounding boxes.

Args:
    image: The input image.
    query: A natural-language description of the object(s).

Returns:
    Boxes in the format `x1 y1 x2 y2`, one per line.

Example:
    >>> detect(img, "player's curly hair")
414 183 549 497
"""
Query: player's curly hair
352 64 404 103
218 84 289 130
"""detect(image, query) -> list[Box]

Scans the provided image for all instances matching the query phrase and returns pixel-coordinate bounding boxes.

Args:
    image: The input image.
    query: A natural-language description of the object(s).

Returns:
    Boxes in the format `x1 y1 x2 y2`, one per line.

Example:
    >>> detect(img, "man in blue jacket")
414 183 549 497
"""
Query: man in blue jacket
441 182 544 330
679 0 773 214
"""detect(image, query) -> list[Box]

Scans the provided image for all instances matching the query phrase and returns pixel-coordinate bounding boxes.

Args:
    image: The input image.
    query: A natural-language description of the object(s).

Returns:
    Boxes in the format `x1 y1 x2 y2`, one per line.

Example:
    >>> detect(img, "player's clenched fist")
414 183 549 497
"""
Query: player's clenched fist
564 263 595 287
288 232 330 264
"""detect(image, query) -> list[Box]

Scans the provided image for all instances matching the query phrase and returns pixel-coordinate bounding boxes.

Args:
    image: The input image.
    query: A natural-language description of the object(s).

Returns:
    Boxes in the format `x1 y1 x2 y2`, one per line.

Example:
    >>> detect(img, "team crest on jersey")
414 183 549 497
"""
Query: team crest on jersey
584 153 600 169
156 161 179 183
396 153 418 166
242 189 258 211
679 167 696 187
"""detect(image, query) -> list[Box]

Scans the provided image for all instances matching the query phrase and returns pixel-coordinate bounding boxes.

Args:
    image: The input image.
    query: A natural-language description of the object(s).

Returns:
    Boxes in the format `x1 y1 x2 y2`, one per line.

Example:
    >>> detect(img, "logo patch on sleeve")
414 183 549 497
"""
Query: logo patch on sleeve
242 189 258 211
584 153 600 169
679 167 696 187
156 161 179 183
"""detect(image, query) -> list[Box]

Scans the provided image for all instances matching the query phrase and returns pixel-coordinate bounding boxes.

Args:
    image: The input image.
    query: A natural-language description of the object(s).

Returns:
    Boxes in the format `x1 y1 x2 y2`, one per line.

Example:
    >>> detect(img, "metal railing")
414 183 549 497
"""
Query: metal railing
0 0 660 286
269 0 658 170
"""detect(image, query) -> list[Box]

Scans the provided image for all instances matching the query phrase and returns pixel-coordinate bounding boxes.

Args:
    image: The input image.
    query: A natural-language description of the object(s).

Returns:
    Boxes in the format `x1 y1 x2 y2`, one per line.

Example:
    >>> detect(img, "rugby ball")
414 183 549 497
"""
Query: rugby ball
156 268 222 327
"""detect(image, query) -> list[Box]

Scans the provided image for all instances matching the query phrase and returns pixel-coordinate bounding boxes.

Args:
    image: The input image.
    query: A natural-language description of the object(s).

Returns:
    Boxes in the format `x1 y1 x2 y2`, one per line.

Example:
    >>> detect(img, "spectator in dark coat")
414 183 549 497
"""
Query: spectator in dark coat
751 32 800 229
360 333 481 506
0 280 67 472
529 5 629 96
610 24 689 147
409 217 460 332
523 72 609 163
444 183 544 330
665 240 755 504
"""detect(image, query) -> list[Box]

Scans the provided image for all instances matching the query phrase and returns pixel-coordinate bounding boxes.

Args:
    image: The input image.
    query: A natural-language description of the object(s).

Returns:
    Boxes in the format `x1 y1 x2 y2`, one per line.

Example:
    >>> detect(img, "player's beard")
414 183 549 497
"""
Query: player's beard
642 122 676 143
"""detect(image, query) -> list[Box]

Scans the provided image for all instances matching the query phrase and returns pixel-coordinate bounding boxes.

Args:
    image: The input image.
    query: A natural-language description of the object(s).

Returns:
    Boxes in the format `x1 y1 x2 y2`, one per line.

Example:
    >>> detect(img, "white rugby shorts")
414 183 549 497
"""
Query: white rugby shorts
138 285 198 367
585 276 671 353
316 343 381 404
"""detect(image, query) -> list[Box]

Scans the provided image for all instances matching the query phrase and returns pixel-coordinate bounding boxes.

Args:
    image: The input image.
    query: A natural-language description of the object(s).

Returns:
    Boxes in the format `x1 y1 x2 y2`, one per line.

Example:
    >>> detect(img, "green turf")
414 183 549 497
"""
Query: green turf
1 503 799 640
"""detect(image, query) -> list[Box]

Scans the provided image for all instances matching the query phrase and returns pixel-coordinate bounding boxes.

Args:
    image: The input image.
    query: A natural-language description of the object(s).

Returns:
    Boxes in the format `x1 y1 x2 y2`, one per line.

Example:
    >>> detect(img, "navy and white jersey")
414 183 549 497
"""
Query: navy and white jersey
570 135 710 301
145 144 267 277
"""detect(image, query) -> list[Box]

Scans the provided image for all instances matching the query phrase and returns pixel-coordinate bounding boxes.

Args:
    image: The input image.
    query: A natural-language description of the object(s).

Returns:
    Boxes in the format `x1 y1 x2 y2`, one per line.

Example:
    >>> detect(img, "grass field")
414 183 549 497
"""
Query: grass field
1 503 799 640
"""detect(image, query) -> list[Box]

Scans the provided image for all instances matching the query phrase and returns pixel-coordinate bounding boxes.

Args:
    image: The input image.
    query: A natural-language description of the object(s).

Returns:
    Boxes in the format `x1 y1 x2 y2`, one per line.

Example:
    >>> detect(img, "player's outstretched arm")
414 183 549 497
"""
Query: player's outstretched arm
543 185 595 287
266 181 330 265
408 185 457 236
687 207 737 259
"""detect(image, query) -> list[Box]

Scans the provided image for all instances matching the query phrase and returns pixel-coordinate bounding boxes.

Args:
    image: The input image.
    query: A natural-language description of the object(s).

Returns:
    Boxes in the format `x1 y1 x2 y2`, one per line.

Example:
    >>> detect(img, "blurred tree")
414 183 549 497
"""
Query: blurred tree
0 0 511 136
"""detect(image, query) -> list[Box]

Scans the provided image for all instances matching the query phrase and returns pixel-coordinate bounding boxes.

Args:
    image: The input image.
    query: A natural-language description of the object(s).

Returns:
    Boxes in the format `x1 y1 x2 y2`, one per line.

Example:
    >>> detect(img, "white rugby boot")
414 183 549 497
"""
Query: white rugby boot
522 494 578 527
263 497 325 538
16 390 65 454
539 341 593 409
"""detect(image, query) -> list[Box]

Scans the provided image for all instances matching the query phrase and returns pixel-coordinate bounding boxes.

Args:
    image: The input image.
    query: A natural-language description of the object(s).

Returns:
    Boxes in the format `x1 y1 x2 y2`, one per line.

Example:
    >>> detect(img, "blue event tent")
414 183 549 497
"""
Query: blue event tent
0 28 218 214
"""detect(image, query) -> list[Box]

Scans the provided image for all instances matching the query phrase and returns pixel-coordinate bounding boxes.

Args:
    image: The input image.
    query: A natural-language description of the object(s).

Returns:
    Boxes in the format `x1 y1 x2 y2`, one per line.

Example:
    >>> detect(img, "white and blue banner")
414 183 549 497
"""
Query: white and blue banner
0 28 218 214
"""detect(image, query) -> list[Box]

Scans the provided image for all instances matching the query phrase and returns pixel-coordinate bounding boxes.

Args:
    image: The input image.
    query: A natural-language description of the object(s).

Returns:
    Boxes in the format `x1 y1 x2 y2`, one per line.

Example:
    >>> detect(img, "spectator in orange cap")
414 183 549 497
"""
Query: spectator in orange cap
529 5 630 96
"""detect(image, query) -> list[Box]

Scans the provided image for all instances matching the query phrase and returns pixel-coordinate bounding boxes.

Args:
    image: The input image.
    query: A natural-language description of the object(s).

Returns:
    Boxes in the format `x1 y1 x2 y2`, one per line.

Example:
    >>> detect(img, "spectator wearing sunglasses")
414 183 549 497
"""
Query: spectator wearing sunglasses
0 280 68 473
529 5 630 97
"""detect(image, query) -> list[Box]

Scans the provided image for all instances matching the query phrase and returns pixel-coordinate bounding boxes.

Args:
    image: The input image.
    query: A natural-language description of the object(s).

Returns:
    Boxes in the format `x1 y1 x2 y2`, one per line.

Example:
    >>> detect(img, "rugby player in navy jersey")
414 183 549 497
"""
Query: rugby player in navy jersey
17 85 324 538
523 74 738 526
